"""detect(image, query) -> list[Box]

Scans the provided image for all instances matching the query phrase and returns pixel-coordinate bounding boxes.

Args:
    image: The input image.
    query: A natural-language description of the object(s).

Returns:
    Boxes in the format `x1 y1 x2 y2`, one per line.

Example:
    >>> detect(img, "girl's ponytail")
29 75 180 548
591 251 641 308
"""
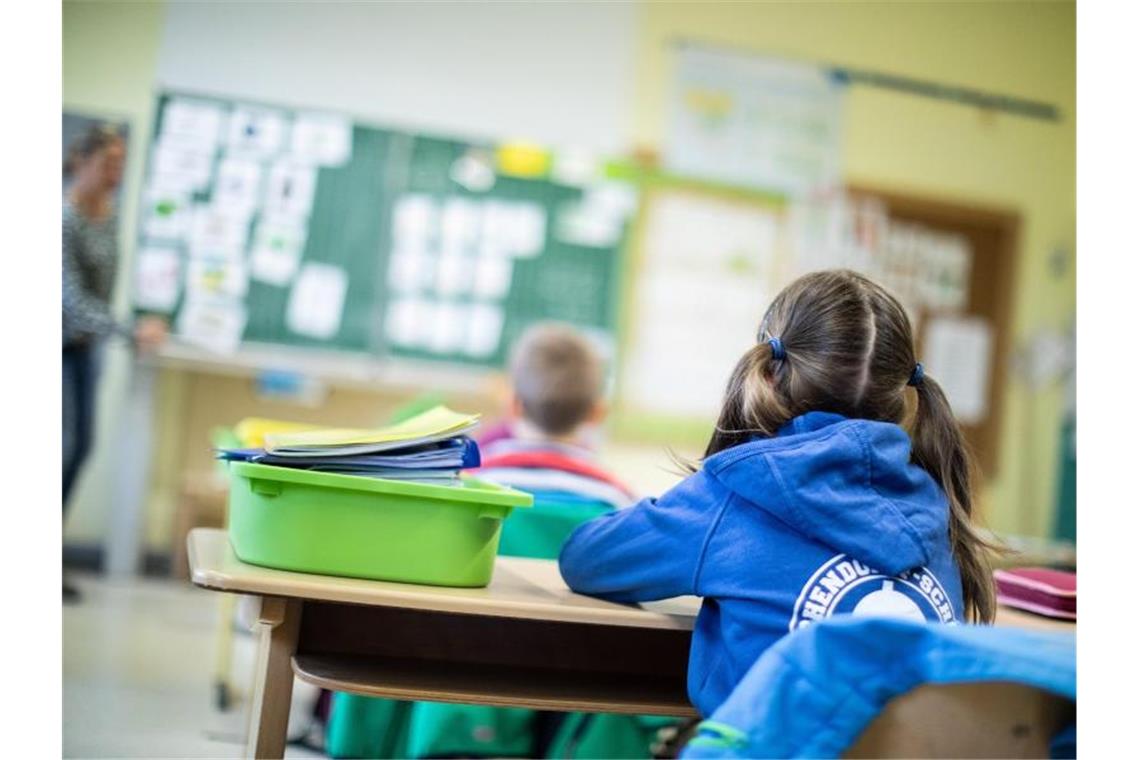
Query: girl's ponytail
703 340 791 459
909 372 999 623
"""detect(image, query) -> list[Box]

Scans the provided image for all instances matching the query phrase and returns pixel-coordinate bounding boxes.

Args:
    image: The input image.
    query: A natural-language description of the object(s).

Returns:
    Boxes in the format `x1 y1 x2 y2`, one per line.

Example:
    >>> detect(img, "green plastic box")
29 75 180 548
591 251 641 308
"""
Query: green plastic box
227 462 533 587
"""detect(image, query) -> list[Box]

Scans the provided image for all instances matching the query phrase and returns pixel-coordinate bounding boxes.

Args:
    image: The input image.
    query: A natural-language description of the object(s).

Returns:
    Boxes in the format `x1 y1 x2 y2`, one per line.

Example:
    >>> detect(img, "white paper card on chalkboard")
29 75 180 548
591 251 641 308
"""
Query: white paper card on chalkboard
134 247 182 312
152 143 214 191
465 303 504 357
214 157 263 213
392 194 436 252
286 263 347 339
511 202 547 258
290 113 352 167
177 297 247 354
921 316 993 425
161 99 225 150
264 161 317 218
250 215 307 286
189 205 249 259
555 201 622 248
187 257 249 300
435 255 474 297
483 201 546 258
386 297 433 347
440 198 483 254
473 256 513 299
428 301 469 354
388 251 434 294
143 186 193 241
227 106 288 158
551 148 599 187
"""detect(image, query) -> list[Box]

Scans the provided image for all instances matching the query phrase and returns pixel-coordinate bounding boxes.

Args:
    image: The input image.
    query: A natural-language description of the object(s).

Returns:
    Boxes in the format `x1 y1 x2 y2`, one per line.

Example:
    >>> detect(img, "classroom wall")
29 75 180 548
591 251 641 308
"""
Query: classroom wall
155 0 638 152
63 1 1075 552
62 0 167 545
630 1 1076 538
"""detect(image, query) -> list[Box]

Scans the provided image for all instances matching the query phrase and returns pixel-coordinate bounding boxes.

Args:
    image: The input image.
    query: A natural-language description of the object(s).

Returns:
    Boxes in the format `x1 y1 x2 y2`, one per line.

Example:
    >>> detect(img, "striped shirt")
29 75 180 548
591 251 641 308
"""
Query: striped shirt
63 200 127 346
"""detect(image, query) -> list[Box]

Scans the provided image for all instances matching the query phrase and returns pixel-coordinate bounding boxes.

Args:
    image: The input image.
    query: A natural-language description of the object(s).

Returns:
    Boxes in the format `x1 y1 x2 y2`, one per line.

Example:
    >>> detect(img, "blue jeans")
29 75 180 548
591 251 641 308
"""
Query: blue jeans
62 343 101 510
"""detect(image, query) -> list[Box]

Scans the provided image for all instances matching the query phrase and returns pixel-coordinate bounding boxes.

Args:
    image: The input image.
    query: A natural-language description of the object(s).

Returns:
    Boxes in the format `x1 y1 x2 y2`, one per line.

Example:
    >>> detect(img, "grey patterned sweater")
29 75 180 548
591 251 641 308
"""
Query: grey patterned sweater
63 200 129 346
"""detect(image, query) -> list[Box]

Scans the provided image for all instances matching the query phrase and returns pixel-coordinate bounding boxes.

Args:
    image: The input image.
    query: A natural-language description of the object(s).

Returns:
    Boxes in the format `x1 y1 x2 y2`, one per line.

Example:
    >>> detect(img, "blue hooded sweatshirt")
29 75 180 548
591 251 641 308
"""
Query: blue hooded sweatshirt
558 412 964 717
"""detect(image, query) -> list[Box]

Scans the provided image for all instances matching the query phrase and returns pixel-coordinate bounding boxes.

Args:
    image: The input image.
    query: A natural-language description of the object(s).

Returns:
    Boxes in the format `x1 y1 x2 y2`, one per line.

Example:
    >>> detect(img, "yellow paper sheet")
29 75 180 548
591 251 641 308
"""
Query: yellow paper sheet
263 405 480 449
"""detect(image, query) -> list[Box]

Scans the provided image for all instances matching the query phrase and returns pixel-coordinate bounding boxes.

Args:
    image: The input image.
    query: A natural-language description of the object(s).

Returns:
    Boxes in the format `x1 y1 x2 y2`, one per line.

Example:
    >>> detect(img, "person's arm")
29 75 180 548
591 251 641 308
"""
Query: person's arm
62 216 131 342
558 470 728 603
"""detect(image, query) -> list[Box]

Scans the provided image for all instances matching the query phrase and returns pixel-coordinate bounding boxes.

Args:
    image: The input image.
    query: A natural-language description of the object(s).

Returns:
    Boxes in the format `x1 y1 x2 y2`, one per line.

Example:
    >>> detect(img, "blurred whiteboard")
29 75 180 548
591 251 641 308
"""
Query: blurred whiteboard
665 45 845 195
623 191 779 418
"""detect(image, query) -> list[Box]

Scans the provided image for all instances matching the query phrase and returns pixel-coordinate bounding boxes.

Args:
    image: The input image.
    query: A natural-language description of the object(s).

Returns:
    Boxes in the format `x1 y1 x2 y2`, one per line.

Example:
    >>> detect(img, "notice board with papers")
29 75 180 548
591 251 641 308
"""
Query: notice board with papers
133 91 634 369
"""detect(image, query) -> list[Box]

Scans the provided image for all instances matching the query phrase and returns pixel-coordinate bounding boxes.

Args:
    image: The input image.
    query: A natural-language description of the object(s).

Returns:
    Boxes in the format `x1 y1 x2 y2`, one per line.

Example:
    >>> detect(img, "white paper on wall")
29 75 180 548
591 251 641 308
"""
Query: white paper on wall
186 257 249 300
290 113 352 166
133 247 182 312
392 194 437 253
434 255 474 297
921 316 994 425
263 161 318 218
385 297 434 348
665 47 845 195
465 303 504 357
387 251 435 294
227 106 288 158
555 201 623 248
551 148 599 187
623 191 778 418
482 201 547 258
440 198 483 254
427 301 469 354
213 157 264 213
142 185 193 241
152 142 215 191
449 152 496 193
249 215 308 286
188 205 249 259
286 263 348 339
161 98 225 150
472 256 513 299
176 297 247 354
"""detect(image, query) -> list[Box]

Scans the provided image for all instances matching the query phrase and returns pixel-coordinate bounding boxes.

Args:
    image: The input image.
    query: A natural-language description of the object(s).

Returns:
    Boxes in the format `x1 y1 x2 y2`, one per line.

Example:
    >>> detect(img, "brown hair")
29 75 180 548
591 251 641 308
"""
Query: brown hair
704 269 998 623
509 322 604 436
64 123 124 179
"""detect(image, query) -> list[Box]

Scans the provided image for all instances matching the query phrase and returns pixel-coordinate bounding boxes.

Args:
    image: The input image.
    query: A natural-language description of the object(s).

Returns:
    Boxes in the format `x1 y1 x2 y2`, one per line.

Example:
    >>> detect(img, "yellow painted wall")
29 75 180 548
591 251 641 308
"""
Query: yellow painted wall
632 1 1076 538
62 0 167 544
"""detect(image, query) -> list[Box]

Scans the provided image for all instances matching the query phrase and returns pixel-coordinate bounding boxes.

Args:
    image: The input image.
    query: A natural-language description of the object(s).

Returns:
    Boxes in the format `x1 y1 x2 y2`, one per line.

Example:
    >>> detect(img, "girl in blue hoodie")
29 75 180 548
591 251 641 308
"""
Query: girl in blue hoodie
558 269 998 718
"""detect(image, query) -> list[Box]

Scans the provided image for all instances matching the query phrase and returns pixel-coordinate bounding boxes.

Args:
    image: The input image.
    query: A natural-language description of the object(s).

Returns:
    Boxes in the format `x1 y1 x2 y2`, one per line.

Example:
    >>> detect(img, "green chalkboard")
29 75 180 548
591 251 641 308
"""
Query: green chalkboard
134 91 631 368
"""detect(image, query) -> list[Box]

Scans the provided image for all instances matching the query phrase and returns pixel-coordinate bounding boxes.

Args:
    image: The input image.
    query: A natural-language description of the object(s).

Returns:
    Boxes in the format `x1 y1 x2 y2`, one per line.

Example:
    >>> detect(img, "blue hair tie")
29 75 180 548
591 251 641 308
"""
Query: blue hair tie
908 362 925 387
767 337 786 361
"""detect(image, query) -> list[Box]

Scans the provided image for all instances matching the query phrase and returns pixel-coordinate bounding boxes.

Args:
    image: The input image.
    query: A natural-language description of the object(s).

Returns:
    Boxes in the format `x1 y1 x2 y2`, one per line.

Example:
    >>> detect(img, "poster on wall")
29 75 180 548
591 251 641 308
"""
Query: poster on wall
622 190 780 418
665 44 846 196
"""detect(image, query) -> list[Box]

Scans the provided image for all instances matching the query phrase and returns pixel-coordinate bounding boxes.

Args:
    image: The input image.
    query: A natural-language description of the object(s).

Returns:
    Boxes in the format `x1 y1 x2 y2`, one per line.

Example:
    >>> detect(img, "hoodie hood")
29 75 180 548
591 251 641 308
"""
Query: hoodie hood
703 412 949 576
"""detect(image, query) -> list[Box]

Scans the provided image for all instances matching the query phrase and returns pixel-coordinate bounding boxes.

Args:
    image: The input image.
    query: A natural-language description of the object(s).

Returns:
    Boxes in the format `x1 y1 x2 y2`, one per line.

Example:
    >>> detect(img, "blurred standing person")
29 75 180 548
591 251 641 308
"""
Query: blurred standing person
63 124 167 602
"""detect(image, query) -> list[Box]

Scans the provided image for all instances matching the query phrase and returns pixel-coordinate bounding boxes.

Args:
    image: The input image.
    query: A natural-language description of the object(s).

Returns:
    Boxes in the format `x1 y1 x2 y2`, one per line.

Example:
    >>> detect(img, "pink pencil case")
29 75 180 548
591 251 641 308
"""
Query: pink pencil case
994 567 1076 620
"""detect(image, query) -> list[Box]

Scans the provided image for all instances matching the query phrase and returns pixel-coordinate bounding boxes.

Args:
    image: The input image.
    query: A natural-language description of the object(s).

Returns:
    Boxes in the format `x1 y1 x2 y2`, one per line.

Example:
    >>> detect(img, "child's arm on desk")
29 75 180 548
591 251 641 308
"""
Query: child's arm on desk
557 470 724 603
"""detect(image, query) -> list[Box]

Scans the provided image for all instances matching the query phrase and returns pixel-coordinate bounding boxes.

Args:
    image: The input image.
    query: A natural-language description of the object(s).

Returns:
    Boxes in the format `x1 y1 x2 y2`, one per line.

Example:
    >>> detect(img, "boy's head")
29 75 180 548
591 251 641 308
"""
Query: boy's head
508 322 606 438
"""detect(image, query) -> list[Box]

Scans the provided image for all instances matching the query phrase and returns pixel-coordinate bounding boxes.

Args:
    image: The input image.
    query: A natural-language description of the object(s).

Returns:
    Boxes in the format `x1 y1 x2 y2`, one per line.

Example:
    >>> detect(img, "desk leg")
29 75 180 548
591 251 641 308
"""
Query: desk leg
246 596 301 759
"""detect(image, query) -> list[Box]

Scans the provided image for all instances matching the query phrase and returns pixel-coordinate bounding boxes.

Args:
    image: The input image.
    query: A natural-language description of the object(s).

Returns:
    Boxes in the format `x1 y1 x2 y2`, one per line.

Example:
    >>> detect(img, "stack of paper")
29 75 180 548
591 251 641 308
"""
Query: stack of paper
218 406 481 485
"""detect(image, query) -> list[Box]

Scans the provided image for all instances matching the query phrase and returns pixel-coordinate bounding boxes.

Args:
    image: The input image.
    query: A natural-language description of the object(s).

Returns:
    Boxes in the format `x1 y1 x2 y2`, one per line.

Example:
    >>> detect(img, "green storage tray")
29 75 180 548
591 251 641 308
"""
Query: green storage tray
227 462 533 587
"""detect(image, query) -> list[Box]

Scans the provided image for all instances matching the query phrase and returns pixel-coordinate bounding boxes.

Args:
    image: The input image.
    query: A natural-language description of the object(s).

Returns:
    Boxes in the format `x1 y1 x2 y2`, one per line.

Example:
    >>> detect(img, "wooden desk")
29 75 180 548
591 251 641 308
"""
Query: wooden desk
188 528 699 758
188 528 1074 758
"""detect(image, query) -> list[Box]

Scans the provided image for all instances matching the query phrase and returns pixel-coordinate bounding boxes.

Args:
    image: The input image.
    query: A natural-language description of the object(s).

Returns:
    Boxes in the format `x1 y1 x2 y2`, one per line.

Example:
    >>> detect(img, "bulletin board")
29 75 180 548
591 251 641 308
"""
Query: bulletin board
846 185 1020 479
132 91 634 369
611 172 1017 479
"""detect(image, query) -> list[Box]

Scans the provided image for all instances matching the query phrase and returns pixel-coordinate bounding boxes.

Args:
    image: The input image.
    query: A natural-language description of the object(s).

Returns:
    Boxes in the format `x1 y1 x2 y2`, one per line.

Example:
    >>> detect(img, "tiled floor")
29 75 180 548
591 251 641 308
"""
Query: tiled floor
63 572 324 759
